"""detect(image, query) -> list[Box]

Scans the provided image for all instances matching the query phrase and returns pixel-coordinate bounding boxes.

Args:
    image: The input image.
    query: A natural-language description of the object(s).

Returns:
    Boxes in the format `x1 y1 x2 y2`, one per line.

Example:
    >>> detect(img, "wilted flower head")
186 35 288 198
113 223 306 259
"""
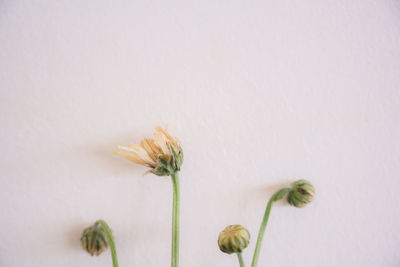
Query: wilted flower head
81 221 108 256
114 126 183 176
218 225 250 254
287 180 315 208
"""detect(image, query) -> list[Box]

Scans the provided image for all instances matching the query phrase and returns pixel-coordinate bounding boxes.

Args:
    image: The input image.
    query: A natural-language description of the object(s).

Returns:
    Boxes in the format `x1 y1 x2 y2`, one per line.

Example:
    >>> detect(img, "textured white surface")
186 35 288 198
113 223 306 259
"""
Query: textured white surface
1 1 400 266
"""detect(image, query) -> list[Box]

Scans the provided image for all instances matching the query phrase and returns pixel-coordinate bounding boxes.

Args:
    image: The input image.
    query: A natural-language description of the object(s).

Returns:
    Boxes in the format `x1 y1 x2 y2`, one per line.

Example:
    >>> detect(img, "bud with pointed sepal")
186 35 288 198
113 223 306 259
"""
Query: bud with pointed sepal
287 180 315 208
80 221 109 256
218 225 250 254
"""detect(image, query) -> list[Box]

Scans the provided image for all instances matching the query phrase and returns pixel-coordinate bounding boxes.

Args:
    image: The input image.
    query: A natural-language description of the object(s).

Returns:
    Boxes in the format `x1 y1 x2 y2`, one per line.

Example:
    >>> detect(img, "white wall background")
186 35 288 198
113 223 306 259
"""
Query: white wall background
1 1 400 266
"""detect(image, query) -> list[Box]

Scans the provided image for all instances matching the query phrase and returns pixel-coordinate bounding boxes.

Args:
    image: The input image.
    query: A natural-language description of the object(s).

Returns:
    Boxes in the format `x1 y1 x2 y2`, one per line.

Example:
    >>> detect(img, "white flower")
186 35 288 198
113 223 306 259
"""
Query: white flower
114 126 183 176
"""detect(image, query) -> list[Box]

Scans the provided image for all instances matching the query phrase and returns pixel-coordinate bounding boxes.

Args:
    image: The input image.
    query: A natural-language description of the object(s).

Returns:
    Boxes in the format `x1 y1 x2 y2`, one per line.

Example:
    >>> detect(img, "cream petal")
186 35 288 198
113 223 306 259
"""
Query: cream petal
155 126 175 142
113 150 150 166
117 145 137 153
154 130 170 155
127 144 142 152
147 139 162 154
140 139 158 162
117 144 156 165
136 145 156 164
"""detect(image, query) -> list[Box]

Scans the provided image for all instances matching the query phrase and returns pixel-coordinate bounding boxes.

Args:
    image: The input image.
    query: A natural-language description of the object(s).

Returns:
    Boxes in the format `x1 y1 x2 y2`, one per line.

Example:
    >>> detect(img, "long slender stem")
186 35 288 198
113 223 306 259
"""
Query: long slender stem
97 220 119 267
237 252 245 267
251 188 290 267
171 172 180 267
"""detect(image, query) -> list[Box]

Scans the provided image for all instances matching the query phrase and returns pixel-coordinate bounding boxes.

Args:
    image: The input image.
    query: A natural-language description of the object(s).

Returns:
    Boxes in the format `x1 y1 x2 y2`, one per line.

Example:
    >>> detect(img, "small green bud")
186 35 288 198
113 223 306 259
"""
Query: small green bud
287 180 315 208
80 221 109 256
218 225 250 254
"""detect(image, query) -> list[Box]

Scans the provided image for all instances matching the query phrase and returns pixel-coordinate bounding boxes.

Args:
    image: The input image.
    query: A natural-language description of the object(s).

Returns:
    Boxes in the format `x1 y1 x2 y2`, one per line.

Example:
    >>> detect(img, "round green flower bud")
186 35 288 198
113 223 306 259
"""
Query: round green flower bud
218 225 250 254
80 221 109 256
287 180 315 208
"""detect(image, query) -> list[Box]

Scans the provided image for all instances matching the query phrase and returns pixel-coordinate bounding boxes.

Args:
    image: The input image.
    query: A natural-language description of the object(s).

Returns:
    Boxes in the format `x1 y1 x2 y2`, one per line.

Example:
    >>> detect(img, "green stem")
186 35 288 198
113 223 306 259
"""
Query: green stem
237 252 245 267
97 220 119 267
251 188 290 267
171 172 180 267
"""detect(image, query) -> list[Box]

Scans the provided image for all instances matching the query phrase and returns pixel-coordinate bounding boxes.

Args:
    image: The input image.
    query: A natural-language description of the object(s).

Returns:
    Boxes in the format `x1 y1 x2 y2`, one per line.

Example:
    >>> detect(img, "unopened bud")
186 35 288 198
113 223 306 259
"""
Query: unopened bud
218 225 250 254
80 221 109 256
287 180 315 208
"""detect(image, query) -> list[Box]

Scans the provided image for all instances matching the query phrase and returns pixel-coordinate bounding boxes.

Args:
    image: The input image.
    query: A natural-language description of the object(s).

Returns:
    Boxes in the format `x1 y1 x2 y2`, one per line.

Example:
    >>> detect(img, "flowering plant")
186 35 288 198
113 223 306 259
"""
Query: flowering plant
80 126 315 267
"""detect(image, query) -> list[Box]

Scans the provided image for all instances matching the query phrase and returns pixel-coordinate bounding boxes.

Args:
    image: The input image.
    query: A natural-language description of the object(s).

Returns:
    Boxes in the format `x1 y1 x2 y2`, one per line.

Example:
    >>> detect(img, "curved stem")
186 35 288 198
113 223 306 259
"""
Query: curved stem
237 252 245 267
97 220 119 267
251 188 290 267
171 172 180 267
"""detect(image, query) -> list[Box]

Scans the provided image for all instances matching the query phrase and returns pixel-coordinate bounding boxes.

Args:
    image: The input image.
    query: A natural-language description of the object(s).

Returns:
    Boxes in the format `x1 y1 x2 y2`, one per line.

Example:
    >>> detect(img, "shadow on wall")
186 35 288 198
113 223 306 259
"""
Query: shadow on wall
67 223 88 251
253 180 293 207
81 133 149 177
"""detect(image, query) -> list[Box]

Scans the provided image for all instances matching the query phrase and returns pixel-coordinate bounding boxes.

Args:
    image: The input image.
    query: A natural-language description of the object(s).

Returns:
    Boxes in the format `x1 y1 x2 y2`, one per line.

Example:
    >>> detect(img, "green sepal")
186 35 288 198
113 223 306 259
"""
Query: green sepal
80 221 109 256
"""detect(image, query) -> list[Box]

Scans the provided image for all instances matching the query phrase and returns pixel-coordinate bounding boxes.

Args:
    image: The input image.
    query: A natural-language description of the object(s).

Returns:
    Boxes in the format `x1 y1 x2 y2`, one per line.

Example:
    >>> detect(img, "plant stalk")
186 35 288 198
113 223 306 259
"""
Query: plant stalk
97 220 119 267
251 188 290 267
171 172 180 267
237 252 245 267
